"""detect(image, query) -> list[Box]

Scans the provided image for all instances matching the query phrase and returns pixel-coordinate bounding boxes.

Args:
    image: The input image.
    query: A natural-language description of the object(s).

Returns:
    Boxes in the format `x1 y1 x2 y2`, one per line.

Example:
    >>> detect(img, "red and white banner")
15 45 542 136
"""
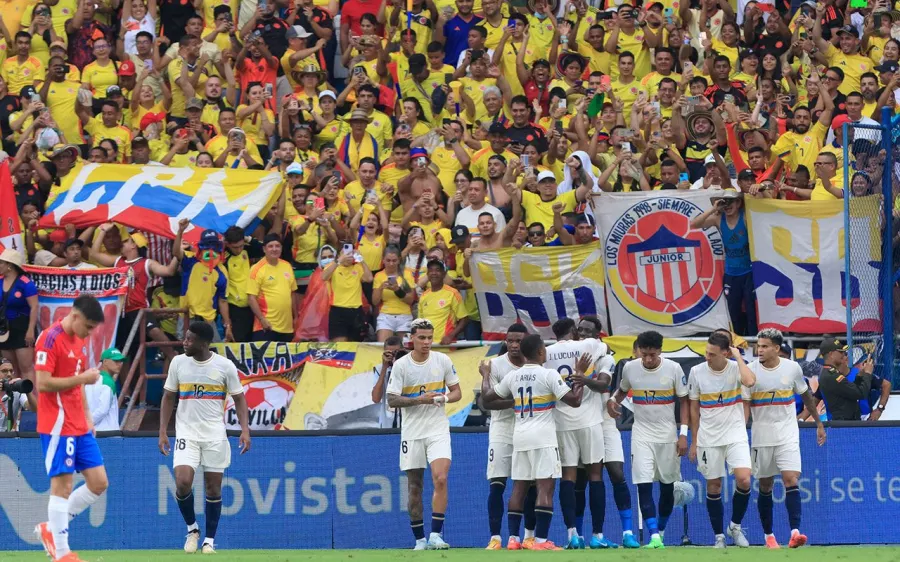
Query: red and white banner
0 161 24 255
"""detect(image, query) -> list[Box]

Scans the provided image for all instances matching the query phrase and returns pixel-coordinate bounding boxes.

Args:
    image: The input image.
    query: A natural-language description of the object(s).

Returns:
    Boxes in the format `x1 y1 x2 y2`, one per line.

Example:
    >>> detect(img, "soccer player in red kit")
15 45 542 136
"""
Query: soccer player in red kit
33 295 109 562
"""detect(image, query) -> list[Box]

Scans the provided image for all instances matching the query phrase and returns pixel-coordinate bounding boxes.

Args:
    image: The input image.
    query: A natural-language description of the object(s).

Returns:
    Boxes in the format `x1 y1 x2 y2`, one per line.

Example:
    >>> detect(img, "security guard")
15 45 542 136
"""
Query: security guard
816 338 873 421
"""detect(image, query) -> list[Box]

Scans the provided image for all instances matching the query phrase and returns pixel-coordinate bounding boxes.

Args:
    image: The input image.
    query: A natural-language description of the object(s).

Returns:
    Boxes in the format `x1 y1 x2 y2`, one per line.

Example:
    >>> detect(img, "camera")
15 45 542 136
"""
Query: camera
0 378 33 394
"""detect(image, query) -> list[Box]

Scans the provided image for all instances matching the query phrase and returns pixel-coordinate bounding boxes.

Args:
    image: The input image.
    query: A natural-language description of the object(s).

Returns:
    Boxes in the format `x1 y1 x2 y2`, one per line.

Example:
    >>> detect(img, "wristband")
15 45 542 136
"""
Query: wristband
679 425 688 436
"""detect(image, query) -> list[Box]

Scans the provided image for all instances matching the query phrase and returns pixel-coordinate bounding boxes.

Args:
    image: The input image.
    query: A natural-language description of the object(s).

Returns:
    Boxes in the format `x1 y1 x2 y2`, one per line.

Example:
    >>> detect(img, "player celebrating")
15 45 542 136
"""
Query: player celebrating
159 321 251 555
34 296 109 562
482 335 589 551
744 328 826 549
546 317 612 550
479 324 529 550
687 332 756 549
608 330 689 549
387 318 462 550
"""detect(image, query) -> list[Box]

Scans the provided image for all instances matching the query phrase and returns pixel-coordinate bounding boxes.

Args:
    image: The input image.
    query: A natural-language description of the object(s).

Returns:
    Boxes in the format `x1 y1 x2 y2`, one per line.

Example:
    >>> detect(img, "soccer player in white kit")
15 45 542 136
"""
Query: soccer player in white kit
545 317 612 550
687 332 756 549
744 328 826 549
158 321 251 554
479 324 529 550
386 318 462 550
481 334 588 551
608 330 689 549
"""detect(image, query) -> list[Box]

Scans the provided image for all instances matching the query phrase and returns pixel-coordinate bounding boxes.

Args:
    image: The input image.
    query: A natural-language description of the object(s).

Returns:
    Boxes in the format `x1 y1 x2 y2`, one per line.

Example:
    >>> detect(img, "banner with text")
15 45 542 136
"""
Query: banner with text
746 197 882 333
23 266 128 368
39 164 282 245
469 243 607 340
596 191 730 336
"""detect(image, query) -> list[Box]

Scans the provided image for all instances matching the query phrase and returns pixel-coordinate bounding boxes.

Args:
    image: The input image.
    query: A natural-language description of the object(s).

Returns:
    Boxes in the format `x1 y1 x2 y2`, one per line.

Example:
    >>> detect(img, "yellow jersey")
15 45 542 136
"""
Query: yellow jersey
247 258 297 333
418 285 466 342
330 263 365 308
373 269 415 315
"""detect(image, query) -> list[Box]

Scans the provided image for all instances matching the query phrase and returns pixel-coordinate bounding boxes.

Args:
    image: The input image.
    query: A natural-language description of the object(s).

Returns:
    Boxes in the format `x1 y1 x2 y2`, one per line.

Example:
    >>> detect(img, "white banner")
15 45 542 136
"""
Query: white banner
595 191 730 336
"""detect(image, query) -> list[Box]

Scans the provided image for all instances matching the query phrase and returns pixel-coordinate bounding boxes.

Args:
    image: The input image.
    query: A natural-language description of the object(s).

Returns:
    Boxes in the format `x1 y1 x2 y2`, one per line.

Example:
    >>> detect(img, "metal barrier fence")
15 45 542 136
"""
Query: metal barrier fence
843 109 896 382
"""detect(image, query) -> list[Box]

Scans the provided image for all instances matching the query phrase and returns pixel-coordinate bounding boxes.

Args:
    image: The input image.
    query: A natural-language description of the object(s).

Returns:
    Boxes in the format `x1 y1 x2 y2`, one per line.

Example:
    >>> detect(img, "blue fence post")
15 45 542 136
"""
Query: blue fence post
881 107 895 381
843 122 852 347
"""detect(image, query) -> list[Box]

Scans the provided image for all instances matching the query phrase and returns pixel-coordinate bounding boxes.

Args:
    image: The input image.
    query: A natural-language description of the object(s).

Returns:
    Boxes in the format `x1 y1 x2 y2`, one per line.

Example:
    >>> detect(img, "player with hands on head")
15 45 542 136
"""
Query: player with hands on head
158 321 250 555
608 330 689 549
743 328 825 549
387 318 462 550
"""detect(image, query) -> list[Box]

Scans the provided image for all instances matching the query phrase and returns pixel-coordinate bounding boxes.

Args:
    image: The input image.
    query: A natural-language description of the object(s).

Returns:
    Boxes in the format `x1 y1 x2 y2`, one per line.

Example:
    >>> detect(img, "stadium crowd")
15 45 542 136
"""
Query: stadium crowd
0 0 896 358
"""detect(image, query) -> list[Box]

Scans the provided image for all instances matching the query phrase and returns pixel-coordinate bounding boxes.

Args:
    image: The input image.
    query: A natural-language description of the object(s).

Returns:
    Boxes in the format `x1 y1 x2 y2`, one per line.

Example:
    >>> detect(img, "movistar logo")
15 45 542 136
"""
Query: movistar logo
0 455 107 544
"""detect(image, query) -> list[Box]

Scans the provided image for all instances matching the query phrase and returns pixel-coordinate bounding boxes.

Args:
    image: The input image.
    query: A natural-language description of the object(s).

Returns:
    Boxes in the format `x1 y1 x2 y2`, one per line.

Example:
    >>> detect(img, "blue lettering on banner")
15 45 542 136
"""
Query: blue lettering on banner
1 429 899 550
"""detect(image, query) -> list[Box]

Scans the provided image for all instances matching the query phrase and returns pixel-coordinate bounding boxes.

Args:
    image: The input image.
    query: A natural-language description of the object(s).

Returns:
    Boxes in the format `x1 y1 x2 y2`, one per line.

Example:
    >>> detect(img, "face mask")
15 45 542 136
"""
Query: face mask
319 257 334 268
534 11 546 19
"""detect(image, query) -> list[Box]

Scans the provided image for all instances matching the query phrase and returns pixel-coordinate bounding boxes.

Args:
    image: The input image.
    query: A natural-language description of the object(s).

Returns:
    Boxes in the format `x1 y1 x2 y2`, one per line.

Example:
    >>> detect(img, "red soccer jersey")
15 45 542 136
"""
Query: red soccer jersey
35 321 90 436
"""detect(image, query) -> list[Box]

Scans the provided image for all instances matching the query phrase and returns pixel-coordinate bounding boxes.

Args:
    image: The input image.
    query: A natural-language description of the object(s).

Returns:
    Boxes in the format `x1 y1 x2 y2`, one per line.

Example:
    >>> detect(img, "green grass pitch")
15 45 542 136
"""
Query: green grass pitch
3 547 900 562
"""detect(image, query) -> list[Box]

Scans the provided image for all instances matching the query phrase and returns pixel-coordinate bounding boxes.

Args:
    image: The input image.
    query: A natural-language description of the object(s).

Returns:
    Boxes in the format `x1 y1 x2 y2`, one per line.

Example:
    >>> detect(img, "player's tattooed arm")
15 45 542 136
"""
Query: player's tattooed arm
479 360 514 410
387 393 434 408
799 388 827 446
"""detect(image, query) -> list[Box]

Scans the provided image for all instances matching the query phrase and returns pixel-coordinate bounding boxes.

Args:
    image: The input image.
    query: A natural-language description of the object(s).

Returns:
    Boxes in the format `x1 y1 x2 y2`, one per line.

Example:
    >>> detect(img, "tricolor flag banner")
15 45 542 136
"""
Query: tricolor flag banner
595 191 730 336
469 243 607 340
745 196 882 333
0 161 24 255
23 265 129 368
39 164 282 244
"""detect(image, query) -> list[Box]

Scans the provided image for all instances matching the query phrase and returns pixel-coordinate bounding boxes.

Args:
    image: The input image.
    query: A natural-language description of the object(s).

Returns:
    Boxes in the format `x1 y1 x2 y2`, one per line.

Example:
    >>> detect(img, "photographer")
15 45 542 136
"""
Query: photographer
0 358 36 432
370 336 406 428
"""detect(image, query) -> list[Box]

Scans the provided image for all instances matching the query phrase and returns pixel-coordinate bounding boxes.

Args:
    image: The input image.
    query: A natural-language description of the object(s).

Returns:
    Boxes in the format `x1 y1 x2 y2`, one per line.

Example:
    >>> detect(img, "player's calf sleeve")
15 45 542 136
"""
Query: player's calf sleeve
731 486 751 525
758 491 774 535
48 496 70 557
589 480 606 534
523 485 537 531
68 485 101 521
612 481 633 532
637 483 658 535
706 494 724 535
559 480 577 529
785 486 801 531
488 481 505 537
176 491 197 527
534 505 553 540
431 512 445 535
205 496 223 540
507 511 523 539
658 482 674 532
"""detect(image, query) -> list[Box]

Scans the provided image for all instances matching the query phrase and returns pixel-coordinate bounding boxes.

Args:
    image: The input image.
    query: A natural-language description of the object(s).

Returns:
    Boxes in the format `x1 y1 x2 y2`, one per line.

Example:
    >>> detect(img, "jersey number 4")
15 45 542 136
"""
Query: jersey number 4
518 386 534 418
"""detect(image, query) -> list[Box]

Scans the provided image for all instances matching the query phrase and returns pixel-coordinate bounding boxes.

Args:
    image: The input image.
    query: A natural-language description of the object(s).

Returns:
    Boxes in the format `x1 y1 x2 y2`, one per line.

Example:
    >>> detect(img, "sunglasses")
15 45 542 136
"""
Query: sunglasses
528 231 545 237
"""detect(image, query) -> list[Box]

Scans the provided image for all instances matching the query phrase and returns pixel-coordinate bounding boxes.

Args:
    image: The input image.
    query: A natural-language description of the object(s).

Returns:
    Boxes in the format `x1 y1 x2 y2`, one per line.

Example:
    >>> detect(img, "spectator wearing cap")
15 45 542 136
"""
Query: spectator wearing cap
182 97 217 148
322 241 374 342
554 211 598 247
130 135 160 165
336 108 379 173
63 0 113 70
691 189 756 335
286 64 327 121
248 233 299 342
160 126 201 166
396 53 447 124
308 90 344 151
810 18 872 96
816 338 874 421
39 56 91 150
89 222 181 356
118 0 157 56
0 75 19 154
0 249 38 387
236 34 279 114
60 238 95 270
281 26 326 91
29 227 67 267
215 126 261 169
80 37 117 102
85 348 126 431
137 111 169 159
242 0 290 58
1 32 45 97
687 154 733 190
521 170 592 236
85 99 133 163
43 144 82 206
173 226 233 342
470 122 516 181
46 40 80 81
419 259 468 344
221 226 264 343
8 85 45 145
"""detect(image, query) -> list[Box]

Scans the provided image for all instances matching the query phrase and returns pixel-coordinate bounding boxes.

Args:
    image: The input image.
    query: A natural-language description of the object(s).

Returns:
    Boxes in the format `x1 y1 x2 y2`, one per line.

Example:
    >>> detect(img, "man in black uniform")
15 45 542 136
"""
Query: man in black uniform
816 338 873 421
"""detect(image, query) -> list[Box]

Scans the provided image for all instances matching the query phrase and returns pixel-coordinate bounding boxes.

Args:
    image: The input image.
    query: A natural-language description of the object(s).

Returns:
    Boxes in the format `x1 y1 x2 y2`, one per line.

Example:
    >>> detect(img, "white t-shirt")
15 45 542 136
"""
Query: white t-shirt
488 353 520 445
688 360 749 447
386 351 459 441
454 203 506 240
85 378 119 431
743 358 807 447
123 14 156 55
494 363 571 452
163 352 244 442
620 357 687 443
544 338 609 431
